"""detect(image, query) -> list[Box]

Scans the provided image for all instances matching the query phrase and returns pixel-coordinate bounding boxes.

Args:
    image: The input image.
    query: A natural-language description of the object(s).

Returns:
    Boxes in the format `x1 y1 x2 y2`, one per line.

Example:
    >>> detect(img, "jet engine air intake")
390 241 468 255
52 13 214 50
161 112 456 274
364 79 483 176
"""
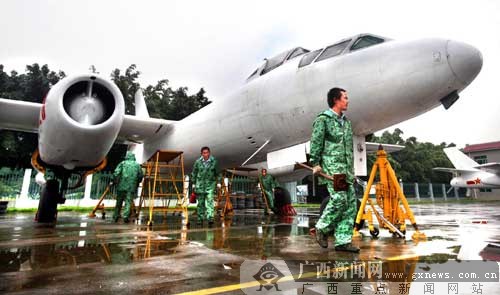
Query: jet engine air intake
63 80 115 126
38 74 125 168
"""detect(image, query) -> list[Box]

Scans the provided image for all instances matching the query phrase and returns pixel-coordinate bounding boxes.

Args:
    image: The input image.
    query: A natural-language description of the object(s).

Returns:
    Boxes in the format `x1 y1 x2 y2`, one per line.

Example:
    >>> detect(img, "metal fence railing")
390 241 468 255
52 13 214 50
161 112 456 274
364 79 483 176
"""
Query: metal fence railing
0 167 479 203
401 182 467 199
0 168 24 199
231 176 259 195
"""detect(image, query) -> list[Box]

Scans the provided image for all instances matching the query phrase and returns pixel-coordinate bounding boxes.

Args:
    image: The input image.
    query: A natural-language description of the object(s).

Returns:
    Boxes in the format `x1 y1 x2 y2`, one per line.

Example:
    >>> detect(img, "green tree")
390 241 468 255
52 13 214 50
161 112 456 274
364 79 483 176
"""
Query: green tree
367 129 454 183
0 64 65 168
0 63 212 170
110 64 141 115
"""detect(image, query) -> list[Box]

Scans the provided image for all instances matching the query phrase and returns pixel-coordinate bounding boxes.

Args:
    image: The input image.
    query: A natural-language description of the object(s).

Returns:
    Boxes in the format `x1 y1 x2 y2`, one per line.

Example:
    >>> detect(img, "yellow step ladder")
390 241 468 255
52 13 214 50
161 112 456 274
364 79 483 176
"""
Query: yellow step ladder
137 150 188 227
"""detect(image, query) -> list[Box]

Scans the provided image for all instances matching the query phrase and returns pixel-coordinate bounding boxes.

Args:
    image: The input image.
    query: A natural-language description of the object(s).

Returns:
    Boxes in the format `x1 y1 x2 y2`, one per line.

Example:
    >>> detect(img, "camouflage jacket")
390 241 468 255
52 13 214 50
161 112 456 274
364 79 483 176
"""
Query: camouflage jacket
113 152 144 192
258 174 280 192
191 156 222 193
309 109 354 185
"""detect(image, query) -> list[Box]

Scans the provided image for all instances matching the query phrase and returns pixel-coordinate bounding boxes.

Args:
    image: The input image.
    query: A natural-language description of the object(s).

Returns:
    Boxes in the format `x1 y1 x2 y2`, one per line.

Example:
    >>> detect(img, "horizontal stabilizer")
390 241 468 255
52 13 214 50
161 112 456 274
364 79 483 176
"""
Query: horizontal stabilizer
433 167 467 174
474 162 500 174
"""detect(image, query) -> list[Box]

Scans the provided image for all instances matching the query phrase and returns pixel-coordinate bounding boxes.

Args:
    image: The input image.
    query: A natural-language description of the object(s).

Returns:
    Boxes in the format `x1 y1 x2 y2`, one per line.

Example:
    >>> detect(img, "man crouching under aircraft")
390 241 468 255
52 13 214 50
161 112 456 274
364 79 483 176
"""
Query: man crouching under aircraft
310 87 359 253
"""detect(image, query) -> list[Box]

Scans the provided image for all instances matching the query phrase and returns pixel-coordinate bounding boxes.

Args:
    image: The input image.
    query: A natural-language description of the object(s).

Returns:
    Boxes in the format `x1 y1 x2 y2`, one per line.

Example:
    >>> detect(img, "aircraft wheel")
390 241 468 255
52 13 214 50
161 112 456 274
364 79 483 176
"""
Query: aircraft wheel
370 227 380 238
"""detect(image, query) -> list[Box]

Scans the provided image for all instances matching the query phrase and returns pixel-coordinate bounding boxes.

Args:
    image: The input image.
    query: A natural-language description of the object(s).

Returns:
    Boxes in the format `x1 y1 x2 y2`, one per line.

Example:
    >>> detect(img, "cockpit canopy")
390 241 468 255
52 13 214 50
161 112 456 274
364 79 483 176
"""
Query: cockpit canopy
247 47 309 81
246 33 388 82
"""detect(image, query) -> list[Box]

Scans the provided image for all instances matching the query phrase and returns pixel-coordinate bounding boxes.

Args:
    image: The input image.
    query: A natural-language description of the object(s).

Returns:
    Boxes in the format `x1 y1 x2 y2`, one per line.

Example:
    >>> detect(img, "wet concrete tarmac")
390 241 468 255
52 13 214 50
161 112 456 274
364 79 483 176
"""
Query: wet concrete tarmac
0 202 499 294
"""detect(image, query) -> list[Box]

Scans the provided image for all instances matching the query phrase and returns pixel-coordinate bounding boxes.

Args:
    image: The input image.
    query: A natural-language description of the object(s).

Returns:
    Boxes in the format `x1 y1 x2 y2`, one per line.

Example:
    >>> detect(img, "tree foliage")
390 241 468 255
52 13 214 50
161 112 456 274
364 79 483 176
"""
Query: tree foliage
0 63 211 170
0 64 66 168
367 128 455 183
111 64 211 120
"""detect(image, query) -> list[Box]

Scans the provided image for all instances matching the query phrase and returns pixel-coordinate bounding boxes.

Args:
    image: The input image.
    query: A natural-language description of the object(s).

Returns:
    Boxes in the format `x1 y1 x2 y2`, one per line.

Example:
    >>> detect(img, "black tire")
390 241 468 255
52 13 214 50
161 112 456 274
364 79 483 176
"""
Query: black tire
36 179 60 223
273 187 292 214
370 227 380 238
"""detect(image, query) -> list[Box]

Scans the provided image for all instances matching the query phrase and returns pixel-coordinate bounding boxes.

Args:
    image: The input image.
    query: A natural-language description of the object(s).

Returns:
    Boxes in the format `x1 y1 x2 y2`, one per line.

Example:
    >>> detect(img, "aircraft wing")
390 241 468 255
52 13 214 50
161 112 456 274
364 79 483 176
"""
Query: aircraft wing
474 163 500 174
0 98 41 133
366 142 405 153
0 97 174 143
118 115 174 143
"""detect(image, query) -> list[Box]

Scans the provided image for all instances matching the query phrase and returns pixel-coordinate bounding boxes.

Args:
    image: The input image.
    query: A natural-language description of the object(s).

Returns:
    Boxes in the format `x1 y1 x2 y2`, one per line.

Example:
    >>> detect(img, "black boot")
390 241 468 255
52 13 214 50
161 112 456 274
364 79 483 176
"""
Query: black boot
334 244 360 253
315 228 328 248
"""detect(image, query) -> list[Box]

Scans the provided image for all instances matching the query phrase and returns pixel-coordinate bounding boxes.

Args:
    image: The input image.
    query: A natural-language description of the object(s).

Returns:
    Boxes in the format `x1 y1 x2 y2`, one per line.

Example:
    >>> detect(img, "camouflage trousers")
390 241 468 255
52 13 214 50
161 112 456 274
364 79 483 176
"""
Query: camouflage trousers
263 189 275 210
196 190 216 221
316 184 356 246
114 190 134 220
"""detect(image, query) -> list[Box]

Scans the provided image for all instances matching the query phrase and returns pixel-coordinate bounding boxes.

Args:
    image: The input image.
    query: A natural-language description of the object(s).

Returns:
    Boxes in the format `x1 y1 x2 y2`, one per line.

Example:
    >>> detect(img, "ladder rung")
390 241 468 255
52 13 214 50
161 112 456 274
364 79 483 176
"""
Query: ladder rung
144 178 184 182
149 164 182 168
150 193 184 196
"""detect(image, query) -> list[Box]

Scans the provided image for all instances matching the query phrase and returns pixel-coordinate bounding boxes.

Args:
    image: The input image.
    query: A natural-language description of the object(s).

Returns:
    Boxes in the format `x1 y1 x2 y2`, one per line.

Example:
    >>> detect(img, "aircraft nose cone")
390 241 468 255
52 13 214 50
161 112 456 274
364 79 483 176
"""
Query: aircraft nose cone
446 40 483 86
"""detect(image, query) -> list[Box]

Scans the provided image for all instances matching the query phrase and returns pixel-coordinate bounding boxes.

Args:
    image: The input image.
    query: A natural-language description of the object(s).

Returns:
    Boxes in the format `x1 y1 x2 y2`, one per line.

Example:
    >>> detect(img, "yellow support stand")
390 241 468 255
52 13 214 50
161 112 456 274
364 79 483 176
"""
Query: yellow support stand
353 145 426 240
216 170 234 218
88 184 113 218
138 150 188 227
88 184 138 219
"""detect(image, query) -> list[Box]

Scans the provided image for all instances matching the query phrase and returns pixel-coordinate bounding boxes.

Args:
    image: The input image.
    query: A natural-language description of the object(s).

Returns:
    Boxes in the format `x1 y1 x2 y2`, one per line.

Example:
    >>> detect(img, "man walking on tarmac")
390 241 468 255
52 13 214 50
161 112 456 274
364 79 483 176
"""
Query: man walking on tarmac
113 151 144 223
310 87 359 253
191 146 221 226
258 168 280 214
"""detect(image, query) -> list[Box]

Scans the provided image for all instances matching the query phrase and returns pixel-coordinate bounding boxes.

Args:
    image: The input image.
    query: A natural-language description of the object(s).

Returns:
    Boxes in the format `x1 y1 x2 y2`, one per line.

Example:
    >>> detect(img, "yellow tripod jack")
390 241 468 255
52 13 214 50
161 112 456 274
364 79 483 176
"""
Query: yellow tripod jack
353 145 426 241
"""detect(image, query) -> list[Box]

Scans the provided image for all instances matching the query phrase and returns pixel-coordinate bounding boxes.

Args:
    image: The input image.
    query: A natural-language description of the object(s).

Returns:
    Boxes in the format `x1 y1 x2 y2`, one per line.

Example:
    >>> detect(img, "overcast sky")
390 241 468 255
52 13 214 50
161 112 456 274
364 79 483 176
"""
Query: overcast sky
1 0 499 148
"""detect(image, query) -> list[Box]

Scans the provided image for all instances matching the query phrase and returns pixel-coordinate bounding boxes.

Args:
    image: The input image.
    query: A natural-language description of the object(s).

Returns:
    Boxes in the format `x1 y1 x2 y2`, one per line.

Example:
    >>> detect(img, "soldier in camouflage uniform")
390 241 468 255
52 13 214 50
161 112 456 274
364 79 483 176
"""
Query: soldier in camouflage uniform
310 87 359 253
191 146 222 225
113 152 144 223
258 168 280 214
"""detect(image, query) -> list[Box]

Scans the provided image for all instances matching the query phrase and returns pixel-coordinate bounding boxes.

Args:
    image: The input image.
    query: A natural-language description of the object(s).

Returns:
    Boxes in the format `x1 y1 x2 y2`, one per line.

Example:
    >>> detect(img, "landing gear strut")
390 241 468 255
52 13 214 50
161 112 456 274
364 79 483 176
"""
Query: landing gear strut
35 179 66 223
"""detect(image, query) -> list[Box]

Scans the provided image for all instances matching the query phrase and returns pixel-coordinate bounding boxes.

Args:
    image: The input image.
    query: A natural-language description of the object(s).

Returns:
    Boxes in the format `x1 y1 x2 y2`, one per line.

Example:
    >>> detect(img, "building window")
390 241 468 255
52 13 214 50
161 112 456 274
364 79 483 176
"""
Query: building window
474 155 488 164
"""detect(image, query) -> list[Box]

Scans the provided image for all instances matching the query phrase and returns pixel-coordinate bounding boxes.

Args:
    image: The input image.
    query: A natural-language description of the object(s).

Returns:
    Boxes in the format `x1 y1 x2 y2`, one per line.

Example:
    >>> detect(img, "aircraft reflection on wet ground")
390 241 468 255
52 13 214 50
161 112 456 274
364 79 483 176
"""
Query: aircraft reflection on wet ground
0 202 499 294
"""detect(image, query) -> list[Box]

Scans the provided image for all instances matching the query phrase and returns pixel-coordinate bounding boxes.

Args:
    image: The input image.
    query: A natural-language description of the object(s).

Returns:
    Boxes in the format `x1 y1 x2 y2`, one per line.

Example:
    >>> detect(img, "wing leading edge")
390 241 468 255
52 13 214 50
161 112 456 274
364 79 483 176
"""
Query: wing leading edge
0 98 41 133
0 97 174 143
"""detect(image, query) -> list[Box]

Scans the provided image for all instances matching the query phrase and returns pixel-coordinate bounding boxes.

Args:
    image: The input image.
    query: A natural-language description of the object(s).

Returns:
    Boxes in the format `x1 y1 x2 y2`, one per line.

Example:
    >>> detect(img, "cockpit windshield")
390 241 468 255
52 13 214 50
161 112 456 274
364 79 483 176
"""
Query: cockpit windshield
247 34 388 81
247 47 309 81
350 35 385 51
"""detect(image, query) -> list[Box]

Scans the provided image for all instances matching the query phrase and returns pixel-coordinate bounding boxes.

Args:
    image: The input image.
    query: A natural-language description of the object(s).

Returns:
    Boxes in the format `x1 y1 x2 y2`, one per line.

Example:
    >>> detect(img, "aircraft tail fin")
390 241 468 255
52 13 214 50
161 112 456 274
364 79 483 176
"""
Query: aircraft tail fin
443 147 479 170
134 89 150 118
